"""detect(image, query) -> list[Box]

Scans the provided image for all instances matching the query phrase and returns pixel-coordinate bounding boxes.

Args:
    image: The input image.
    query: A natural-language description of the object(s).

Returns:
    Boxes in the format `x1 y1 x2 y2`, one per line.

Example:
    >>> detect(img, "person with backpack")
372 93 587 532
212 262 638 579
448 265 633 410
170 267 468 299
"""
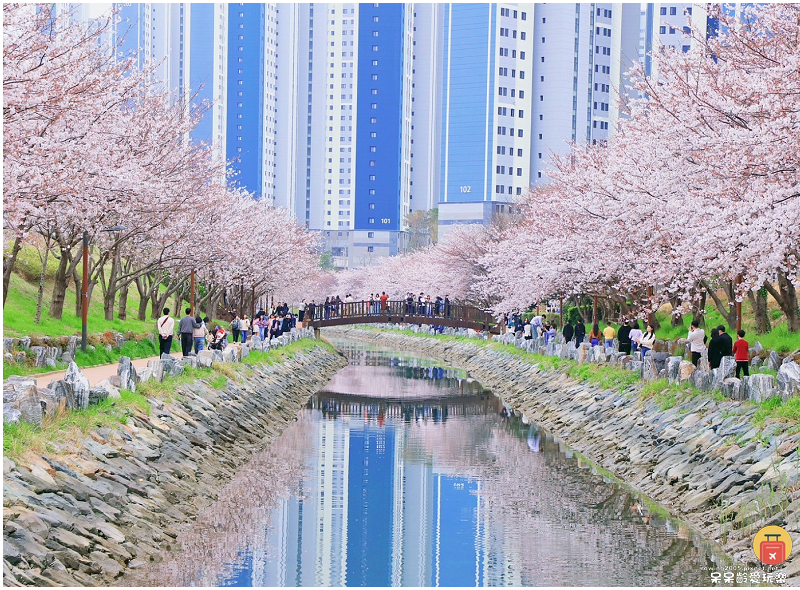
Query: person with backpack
240 314 251 343
192 315 208 354
231 314 241 343
157 307 174 357
574 318 586 346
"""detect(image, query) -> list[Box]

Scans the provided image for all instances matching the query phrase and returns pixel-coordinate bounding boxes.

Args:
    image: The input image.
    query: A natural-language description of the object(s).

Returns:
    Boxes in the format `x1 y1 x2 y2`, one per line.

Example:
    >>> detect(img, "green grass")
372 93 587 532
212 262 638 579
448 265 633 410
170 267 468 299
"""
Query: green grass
2 388 150 461
3 338 333 460
3 244 226 338
752 397 800 427
2 336 171 380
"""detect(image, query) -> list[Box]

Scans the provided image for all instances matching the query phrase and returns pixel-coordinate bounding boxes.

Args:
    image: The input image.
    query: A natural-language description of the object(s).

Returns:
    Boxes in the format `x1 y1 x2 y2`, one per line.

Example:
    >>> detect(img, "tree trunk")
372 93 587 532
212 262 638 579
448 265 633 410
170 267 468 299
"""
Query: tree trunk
118 282 129 321
764 271 800 332
3 236 23 308
691 289 707 327
701 279 737 332
103 254 119 322
49 247 72 320
747 287 771 335
136 276 149 321
34 244 50 324
669 296 684 327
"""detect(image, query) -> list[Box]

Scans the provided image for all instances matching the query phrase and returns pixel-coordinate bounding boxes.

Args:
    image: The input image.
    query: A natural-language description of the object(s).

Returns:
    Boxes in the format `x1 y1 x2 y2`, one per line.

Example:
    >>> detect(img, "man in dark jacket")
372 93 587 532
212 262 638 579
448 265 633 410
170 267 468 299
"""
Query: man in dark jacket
574 318 586 346
617 320 632 354
178 307 200 357
717 325 734 357
562 320 574 344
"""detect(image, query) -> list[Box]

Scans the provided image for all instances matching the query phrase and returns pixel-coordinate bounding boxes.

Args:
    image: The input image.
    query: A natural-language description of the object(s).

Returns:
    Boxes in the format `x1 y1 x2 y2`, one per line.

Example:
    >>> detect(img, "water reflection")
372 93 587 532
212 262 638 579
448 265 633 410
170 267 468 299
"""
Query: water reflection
124 342 730 587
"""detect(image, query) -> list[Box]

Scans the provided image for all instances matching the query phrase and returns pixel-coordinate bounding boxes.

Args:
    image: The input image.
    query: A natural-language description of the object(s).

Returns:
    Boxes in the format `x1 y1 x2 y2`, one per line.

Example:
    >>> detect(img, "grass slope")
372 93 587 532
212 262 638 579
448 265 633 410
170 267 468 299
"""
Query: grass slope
3 338 335 461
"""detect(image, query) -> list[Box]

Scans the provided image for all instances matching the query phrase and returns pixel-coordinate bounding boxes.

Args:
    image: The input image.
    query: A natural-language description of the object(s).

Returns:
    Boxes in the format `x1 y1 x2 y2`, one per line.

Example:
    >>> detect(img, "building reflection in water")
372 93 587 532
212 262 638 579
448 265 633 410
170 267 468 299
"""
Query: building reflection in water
125 344 728 587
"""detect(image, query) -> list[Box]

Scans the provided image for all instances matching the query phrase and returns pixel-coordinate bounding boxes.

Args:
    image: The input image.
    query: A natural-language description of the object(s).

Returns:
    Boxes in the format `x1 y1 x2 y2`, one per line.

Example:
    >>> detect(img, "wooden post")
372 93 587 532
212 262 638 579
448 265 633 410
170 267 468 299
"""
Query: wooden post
81 231 89 353
559 295 564 329
190 269 195 316
647 285 653 326
592 295 598 325
251 285 255 320
736 274 742 332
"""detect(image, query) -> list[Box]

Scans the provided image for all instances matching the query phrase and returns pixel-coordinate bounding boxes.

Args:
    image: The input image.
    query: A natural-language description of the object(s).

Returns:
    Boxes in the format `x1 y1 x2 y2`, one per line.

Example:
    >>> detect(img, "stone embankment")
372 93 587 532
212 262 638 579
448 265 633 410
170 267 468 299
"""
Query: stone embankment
330 327 800 581
2 341 348 586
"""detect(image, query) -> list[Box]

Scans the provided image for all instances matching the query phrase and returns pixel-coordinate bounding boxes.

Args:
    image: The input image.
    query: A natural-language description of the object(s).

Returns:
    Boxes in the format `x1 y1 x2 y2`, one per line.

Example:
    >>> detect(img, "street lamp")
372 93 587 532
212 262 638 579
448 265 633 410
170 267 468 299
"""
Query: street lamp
81 225 125 353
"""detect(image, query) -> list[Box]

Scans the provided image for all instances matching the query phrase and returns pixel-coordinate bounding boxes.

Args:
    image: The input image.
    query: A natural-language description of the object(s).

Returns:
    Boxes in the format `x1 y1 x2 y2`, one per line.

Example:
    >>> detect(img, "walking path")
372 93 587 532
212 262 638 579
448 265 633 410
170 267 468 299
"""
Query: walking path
33 356 161 388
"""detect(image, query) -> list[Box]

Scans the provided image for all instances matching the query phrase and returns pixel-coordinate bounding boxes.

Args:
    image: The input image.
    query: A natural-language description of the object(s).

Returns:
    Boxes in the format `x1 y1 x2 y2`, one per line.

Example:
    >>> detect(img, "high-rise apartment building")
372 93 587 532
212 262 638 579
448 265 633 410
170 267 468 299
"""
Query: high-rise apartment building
273 3 441 269
437 4 534 237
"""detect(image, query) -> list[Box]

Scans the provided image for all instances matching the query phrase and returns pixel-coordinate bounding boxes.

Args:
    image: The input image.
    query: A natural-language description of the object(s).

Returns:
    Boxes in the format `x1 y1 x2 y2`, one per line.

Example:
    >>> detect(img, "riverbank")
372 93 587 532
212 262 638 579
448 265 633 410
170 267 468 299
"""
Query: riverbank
2 340 348 586
328 327 799 581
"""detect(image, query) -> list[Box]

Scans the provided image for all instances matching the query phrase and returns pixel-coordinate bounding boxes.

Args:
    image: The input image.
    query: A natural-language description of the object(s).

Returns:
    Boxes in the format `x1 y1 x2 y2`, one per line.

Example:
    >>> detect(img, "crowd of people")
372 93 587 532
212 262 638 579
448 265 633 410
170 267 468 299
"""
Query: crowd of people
155 302 299 358
296 292 454 321
499 312 751 376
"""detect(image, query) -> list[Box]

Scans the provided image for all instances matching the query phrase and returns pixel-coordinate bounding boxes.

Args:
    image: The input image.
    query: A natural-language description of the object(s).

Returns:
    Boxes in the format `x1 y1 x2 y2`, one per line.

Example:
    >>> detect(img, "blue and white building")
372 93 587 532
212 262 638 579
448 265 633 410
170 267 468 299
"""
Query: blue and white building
437 3 535 237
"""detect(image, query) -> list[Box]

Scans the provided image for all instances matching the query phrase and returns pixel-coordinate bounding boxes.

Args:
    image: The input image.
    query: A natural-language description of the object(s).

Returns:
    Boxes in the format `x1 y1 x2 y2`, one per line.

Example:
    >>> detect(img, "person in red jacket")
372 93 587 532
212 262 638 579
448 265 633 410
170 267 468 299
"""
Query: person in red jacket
732 329 750 378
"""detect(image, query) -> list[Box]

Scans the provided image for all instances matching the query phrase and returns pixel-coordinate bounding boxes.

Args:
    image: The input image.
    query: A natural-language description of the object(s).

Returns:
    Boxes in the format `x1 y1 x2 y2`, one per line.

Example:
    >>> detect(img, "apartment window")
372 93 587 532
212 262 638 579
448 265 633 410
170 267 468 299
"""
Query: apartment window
371 60 378 66
683 26 691 35
541 37 545 43
373 16 378 22
368 217 375 223
542 17 546 23
520 32 526 40
371 74 378 80
687 7 693 14
660 7 667 15
370 117 377 123
517 148 523 157
519 71 525 80
370 132 377 138
367 246 375 253
372 31 379 37
372 45 379 51
517 129 523 137
519 91 524 98
369 203 375 209
670 6 677 15
371 89 378 95
369 175 376 181
538 153 542 159
517 168 522 176
541 56 545 62
520 51 525 60
683 45 690 53
521 12 526 20
369 160 376 167
540 95 543 101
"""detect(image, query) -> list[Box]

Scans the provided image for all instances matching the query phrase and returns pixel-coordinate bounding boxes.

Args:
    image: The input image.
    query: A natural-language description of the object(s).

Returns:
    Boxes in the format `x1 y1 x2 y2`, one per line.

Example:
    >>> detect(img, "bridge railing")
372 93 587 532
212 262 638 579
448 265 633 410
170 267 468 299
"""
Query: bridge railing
305 300 495 329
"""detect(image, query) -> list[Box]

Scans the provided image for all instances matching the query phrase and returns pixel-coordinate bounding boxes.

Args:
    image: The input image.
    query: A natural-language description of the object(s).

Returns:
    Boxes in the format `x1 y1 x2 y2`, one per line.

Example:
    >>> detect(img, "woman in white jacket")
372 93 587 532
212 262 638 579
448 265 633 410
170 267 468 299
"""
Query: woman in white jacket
639 324 656 360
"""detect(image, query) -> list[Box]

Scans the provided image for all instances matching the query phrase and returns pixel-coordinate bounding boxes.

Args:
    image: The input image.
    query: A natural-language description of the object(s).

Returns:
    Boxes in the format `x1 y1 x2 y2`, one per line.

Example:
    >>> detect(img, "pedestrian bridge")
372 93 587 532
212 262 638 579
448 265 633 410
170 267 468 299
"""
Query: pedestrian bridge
306 300 498 333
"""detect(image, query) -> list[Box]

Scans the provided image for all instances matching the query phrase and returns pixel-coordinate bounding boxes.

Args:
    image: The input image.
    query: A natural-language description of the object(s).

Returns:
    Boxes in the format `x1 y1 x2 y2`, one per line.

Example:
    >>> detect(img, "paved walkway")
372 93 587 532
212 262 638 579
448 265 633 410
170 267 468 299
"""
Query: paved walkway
33 356 162 388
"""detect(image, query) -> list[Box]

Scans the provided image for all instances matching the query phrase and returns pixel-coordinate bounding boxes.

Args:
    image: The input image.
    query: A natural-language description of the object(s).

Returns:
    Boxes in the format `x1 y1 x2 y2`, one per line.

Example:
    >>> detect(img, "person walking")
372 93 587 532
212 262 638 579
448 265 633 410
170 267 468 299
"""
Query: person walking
707 328 724 369
240 314 251 344
603 323 616 351
640 324 656 360
617 320 632 355
687 320 706 367
230 314 241 343
562 319 574 345
444 295 451 318
192 315 208 354
733 330 750 378
589 323 602 347
574 318 586 346
178 308 200 357
157 307 174 357
629 320 643 357
298 300 307 325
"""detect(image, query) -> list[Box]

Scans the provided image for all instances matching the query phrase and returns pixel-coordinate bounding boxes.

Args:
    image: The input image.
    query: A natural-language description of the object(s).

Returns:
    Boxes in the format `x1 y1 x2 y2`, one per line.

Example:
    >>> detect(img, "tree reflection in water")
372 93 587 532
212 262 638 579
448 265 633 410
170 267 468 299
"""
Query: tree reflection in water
122 343 729 587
